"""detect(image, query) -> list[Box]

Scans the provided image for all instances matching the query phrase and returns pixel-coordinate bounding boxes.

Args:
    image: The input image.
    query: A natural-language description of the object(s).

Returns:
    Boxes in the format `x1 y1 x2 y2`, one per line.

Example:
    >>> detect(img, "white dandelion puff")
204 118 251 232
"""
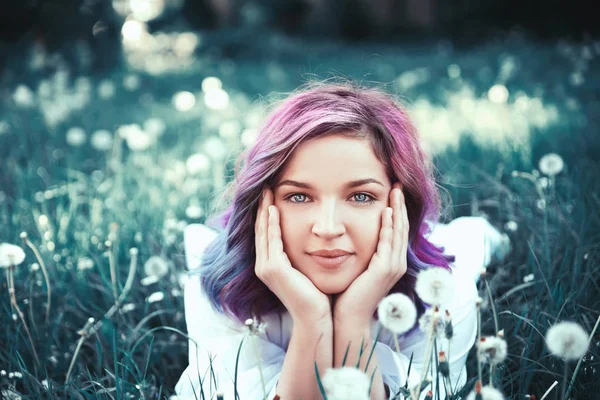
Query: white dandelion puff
186 153 211 175
121 303 136 313
415 268 455 305
377 293 417 334
418 307 447 338
477 336 508 365
466 385 505 400
545 321 589 360
98 79 116 99
141 275 160 286
538 153 564 177
322 367 371 400
66 127 87 147
147 291 165 303
0 243 26 268
13 84 36 108
144 118 166 137
77 257 94 271
504 220 518 232
144 256 169 278
91 130 113 151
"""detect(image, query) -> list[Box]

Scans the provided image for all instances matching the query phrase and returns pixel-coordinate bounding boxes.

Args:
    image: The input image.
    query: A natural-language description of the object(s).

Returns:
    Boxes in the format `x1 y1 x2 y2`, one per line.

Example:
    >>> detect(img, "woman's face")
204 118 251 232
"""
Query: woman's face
273 134 393 294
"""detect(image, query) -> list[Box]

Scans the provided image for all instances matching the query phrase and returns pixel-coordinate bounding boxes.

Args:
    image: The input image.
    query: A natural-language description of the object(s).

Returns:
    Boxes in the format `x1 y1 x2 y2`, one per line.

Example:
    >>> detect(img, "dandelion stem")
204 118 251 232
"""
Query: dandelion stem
107 241 118 302
539 380 558 400
564 314 600 399
483 279 499 335
561 362 568 400
393 333 401 355
23 236 51 323
65 333 86 384
6 266 40 366
476 303 483 389
410 309 437 400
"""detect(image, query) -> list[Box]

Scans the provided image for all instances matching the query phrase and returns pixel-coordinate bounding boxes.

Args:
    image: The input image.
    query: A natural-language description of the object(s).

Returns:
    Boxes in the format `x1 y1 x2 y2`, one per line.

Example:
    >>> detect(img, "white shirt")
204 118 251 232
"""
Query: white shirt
175 216 509 400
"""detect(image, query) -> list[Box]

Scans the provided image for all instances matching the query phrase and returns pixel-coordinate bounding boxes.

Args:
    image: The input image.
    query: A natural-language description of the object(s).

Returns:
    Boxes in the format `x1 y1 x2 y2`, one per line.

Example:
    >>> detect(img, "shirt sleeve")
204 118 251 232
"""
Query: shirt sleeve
373 216 506 399
174 224 286 400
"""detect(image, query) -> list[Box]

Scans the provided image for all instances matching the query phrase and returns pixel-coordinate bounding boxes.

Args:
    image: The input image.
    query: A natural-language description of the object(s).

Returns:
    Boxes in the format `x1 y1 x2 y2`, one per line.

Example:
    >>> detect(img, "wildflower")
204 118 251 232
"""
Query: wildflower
444 310 454 339
523 273 535 283
121 303 136 313
466 384 505 400
377 293 417 334
123 74 140 91
477 336 508 365
185 204 204 219
322 367 370 400
8 372 14 379
147 291 165 303
141 275 160 286
418 307 446 338
13 84 36 108
538 153 564 176
144 256 169 278
98 79 116 99
66 127 87 147
41 379 49 389
504 221 518 232
77 257 94 271
144 118 166 137
545 321 589 360
0 370 5 376
13 372 22 379
186 153 211 175
31 263 40 271
204 136 228 161
0 243 26 268
245 317 267 335
415 268 455 305
438 352 449 377
90 130 113 151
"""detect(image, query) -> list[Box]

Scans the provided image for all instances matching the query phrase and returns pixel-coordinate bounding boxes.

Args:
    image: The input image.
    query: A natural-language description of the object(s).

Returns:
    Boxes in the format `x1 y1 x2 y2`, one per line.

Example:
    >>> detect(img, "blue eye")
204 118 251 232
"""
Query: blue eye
283 193 376 206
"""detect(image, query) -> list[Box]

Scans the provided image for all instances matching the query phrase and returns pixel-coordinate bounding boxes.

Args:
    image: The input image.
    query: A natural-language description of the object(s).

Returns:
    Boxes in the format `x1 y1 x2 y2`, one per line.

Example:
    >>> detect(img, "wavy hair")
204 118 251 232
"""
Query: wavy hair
194 81 455 329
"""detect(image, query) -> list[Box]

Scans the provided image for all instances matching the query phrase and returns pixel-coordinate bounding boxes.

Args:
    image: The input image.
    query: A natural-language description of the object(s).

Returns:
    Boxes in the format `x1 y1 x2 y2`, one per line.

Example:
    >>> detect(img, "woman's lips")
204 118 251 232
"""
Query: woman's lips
309 254 352 268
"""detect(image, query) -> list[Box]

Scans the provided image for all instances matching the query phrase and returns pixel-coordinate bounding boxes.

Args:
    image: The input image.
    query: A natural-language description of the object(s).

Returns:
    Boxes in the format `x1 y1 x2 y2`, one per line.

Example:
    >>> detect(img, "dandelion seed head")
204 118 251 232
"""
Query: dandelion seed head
141 275 160 286
0 243 26 268
504 220 518 232
129 247 139 256
19 232 27 240
147 291 165 303
144 255 169 278
322 367 371 400
418 308 447 338
377 293 417 334
466 385 505 400
415 268 454 305
477 336 508 365
538 153 564 176
546 321 589 360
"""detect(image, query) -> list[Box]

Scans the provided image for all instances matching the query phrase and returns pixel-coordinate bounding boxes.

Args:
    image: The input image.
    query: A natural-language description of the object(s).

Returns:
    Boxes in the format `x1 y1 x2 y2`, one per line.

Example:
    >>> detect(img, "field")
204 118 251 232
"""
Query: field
0 28 599 399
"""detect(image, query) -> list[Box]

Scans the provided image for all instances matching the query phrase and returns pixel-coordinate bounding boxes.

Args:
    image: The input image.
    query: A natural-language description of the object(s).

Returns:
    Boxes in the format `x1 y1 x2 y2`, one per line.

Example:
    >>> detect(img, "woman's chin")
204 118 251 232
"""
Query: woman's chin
315 280 351 295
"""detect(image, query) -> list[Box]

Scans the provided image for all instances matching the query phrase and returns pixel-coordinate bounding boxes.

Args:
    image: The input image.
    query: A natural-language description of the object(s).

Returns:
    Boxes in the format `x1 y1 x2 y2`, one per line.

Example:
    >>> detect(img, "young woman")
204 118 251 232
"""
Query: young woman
174 82 510 399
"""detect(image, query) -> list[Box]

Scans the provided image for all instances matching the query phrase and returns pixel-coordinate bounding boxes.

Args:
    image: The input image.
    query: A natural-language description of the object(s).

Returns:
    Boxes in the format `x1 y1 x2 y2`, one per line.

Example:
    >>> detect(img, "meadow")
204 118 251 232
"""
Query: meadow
0 27 599 399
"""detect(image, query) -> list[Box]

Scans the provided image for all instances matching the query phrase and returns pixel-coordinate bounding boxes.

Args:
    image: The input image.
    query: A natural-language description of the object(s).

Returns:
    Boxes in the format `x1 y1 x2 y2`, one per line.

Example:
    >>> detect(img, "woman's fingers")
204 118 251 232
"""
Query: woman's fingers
255 188 268 265
267 204 284 260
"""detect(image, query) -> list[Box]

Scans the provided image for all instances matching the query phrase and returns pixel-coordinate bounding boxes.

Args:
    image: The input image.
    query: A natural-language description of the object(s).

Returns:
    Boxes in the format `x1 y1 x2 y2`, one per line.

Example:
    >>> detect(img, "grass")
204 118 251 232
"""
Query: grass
0 28 599 399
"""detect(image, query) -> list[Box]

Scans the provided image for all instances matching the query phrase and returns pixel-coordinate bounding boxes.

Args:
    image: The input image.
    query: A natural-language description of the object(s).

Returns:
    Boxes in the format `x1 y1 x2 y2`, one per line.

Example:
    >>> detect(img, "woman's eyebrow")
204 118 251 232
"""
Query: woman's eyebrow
275 178 384 190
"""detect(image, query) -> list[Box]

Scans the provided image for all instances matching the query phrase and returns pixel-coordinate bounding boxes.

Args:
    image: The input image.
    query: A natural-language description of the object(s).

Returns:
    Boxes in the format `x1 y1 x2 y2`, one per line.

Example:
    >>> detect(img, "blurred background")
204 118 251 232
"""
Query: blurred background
0 1 599 399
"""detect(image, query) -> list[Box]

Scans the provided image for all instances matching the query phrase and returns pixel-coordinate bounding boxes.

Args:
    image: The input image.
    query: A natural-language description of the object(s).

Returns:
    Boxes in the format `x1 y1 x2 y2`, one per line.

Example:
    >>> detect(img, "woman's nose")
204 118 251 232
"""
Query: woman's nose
311 202 345 238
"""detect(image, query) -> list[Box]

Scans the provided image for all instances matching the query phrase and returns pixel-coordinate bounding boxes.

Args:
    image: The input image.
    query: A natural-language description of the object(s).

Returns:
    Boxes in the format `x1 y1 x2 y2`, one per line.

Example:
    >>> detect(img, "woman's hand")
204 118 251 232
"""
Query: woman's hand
255 187 332 324
333 182 409 326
